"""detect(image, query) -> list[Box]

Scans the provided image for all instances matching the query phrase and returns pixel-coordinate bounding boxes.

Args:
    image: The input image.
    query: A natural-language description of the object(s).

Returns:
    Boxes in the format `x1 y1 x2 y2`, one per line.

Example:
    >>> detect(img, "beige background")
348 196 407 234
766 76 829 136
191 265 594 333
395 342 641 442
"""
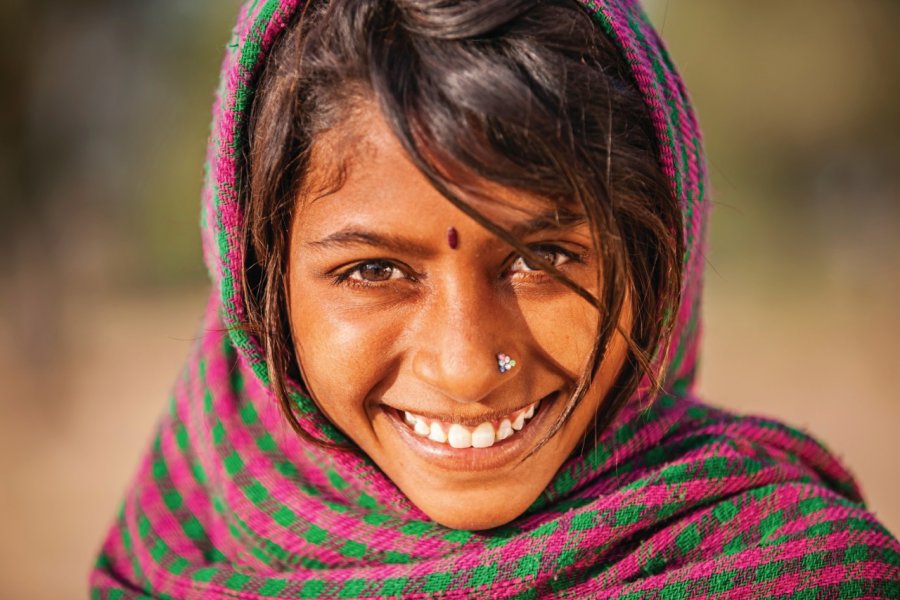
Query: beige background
0 1 897 598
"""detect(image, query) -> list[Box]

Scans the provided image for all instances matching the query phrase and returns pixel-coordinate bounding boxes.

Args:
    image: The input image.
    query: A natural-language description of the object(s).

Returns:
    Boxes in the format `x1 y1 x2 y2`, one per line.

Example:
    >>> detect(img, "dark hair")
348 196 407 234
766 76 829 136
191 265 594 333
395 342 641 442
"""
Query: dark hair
242 0 683 452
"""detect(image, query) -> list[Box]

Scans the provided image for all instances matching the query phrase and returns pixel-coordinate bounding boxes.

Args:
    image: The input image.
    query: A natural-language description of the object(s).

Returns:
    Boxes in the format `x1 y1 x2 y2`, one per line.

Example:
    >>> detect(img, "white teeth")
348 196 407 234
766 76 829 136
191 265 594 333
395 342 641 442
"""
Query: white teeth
497 419 513 441
447 424 472 449
413 418 430 437
471 422 496 448
512 412 526 431
428 421 447 443
401 400 541 448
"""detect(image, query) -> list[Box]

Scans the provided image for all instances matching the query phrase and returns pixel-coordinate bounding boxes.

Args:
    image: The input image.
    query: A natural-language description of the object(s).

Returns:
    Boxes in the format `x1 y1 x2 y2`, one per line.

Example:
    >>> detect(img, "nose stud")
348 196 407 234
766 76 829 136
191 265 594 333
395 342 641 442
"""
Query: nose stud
497 353 517 374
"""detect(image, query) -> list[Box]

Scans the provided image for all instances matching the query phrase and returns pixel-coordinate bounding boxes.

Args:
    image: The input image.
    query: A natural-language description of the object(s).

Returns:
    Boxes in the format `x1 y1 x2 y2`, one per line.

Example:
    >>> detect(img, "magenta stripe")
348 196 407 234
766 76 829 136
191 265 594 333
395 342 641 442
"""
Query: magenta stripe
137 466 204 560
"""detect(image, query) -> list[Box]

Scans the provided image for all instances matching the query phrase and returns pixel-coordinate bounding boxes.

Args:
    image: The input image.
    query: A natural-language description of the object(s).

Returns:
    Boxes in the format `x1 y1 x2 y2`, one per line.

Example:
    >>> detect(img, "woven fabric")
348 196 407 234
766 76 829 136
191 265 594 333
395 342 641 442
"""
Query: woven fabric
90 1 900 598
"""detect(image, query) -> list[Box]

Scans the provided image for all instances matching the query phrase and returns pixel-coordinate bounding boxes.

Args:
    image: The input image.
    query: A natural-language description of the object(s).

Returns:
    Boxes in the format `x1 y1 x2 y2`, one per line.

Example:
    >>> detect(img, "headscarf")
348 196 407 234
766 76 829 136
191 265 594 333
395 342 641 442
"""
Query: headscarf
90 1 900 597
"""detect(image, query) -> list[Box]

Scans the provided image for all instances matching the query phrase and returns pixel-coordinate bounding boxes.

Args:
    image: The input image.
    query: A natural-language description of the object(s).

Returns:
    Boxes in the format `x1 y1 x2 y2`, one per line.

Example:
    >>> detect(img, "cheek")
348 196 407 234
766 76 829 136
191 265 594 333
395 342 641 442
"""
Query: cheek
287 271 402 415
519 295 598 377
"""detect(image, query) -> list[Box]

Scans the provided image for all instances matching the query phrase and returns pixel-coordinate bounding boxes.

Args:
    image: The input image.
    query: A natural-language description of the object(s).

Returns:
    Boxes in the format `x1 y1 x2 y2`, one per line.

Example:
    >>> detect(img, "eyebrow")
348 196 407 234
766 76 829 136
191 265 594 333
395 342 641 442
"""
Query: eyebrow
305 208 587 254
305 230 437 256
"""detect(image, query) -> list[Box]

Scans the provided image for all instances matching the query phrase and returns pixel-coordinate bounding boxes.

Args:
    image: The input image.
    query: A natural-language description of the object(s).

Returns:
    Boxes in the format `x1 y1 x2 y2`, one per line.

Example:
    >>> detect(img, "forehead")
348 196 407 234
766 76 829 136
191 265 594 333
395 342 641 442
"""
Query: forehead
296 102 582 233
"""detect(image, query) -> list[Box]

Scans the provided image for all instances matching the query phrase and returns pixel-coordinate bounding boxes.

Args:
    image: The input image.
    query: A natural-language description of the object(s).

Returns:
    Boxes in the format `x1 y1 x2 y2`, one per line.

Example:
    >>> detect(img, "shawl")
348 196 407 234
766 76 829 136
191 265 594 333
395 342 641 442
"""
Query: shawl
90 1 900 598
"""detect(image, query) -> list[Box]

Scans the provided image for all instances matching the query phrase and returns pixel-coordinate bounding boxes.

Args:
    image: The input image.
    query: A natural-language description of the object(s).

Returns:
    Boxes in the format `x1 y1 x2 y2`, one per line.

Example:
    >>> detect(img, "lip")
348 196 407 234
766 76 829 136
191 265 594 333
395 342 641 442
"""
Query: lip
382 391 560 473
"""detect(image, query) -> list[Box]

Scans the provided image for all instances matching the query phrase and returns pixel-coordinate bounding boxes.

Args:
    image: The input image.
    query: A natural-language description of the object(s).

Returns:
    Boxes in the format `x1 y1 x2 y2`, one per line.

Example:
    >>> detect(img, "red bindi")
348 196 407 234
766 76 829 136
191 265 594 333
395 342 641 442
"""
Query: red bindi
447 227 459 250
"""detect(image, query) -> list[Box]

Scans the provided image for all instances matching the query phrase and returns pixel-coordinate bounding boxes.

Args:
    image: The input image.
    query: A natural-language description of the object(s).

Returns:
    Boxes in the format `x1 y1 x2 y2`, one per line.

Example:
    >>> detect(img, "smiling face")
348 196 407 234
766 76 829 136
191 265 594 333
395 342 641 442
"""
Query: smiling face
287 106 631 530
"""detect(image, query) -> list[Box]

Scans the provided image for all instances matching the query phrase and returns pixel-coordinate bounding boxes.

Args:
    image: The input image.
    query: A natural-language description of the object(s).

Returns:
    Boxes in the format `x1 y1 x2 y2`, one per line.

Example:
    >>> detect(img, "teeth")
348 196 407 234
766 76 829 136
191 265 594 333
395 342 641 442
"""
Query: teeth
447 424 472 449
428 421 447 443
471 422 496 448
413 418 430 437
512 412 526 431
401 400 540 449
497 419 513 441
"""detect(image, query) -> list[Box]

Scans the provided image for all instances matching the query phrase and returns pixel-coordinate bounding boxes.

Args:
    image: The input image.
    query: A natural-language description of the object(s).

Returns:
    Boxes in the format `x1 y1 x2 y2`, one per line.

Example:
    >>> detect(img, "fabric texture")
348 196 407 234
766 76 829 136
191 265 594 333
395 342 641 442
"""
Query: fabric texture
90 0 900 598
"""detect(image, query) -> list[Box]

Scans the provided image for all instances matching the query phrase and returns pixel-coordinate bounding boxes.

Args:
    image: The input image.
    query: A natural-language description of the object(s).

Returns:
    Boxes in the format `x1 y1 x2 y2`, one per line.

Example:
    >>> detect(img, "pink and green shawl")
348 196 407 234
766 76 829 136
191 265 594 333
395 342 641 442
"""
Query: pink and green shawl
90 1 900 597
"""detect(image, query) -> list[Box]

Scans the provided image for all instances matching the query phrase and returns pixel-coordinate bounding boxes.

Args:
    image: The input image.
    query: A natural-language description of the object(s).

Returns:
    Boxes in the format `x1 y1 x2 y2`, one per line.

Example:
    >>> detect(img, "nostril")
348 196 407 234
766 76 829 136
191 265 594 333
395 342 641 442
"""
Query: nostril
411 347 514 405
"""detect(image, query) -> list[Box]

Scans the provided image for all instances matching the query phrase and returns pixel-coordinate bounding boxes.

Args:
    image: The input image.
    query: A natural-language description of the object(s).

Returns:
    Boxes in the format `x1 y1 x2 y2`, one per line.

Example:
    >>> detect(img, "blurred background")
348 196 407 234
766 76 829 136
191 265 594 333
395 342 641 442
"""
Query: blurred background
0 1 897 597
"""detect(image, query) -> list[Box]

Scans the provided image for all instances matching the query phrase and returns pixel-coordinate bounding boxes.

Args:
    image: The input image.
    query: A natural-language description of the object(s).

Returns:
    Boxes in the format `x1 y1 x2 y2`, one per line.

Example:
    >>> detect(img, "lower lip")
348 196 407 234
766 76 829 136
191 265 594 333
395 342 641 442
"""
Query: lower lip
383 392 559 473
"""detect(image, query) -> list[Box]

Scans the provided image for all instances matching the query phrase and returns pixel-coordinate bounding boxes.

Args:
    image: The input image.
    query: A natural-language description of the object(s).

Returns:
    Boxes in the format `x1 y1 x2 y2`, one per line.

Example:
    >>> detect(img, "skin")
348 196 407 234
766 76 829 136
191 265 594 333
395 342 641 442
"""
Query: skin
287 105 631 530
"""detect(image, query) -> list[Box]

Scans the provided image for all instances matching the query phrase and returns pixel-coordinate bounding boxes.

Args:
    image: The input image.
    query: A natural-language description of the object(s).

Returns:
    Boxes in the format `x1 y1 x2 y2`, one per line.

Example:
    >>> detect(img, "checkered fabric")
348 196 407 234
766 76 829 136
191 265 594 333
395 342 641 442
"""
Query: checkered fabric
90 1 900 597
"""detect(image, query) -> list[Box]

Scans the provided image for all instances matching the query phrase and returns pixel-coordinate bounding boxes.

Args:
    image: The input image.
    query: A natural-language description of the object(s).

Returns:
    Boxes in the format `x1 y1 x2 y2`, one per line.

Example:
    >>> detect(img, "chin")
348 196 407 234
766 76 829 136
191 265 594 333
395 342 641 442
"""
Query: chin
390 477 544 531
422 502 526 531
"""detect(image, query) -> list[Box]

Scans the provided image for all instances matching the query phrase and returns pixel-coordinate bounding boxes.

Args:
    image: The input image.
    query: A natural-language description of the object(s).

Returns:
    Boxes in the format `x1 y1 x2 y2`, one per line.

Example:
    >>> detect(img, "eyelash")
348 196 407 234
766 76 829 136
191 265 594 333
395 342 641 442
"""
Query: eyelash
331 244 583 289
332 260 416 289
505 245 582 278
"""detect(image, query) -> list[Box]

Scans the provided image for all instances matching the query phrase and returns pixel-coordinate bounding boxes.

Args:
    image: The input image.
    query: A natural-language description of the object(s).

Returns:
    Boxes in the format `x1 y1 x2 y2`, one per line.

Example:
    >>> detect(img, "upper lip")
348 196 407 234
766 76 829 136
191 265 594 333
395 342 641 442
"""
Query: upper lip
383 391 557 427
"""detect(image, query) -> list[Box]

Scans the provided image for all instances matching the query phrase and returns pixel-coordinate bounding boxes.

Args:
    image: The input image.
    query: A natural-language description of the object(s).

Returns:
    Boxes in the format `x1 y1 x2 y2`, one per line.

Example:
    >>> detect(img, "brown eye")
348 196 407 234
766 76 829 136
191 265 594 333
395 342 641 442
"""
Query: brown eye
510 245 577 273
356 261 395 282
526 249 558 270
333 259 416 288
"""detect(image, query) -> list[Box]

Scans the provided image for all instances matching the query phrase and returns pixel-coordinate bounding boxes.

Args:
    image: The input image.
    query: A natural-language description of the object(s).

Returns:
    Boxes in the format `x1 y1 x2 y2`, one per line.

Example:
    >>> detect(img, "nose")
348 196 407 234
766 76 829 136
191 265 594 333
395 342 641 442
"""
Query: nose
410 277 517 405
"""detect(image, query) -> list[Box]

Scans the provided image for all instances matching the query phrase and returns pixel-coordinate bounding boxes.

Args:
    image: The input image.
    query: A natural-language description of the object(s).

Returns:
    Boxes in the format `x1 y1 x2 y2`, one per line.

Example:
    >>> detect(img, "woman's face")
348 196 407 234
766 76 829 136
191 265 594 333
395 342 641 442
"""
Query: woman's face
287 105 630 530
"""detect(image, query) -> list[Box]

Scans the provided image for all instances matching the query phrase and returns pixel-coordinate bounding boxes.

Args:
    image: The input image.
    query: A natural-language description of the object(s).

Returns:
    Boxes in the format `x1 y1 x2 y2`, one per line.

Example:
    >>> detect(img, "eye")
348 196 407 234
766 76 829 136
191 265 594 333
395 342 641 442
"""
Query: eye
347 261 401 282
508 245 578 274
335 260 410 286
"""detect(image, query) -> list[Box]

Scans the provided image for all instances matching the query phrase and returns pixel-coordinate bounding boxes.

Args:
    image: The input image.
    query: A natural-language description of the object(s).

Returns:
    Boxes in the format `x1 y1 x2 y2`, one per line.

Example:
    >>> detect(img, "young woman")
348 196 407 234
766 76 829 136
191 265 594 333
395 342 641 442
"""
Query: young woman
90 0 900 597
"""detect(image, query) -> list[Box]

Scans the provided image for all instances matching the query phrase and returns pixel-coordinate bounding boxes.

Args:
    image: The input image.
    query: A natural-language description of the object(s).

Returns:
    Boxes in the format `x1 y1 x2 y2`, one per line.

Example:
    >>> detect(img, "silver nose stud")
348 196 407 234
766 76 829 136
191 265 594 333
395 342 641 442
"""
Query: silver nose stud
497 353 517 374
